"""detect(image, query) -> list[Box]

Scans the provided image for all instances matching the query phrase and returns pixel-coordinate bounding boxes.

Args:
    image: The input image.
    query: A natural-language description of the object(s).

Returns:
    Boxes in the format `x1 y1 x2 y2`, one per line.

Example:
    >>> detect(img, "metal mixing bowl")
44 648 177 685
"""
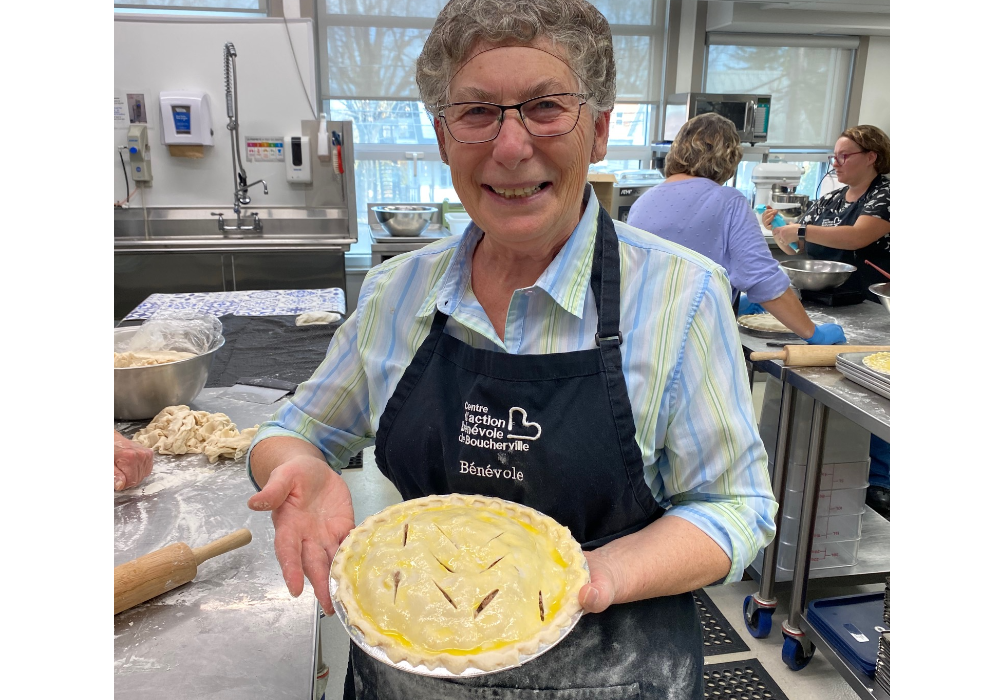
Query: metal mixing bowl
770 193 811 223
114 326 225 419
780 259 857 291
373 205 437 237
869 282 890 313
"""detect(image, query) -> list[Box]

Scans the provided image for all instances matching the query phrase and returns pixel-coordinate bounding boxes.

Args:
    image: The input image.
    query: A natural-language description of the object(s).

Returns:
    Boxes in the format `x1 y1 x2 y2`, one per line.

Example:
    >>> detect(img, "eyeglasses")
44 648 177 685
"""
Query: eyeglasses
828 151 868 166
437 93 591 144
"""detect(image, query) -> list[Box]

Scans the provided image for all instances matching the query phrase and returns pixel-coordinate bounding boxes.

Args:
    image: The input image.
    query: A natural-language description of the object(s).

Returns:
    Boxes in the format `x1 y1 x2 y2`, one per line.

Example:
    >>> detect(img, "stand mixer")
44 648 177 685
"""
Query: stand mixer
750 162 805 210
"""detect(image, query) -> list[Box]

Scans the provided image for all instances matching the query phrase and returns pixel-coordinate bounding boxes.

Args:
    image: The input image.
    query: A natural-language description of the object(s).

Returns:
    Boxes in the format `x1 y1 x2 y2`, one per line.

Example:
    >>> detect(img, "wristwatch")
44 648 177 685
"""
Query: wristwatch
797 223 807 240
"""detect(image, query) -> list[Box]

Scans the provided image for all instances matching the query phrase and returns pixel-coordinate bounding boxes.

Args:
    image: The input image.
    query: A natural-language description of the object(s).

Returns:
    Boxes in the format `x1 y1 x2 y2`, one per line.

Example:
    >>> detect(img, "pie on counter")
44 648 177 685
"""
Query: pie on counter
330 494 589 674
862 351 890 375
737 313 794 334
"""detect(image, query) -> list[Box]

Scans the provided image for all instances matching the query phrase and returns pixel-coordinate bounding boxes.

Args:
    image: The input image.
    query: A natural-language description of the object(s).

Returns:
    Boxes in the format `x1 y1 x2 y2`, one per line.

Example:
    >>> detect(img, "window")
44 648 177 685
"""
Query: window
113 1 268 15
705 34 857 149
318 0 670 256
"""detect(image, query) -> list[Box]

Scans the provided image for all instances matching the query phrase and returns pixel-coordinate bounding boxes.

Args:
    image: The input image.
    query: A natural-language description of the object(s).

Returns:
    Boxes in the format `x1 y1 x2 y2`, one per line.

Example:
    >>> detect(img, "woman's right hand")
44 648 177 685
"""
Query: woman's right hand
761 206 777 229
247 455 356 615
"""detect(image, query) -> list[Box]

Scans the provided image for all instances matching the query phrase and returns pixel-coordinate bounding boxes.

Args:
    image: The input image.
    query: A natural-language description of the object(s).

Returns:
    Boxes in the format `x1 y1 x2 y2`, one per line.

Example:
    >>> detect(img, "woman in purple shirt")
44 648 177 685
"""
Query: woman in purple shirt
628 113 844 344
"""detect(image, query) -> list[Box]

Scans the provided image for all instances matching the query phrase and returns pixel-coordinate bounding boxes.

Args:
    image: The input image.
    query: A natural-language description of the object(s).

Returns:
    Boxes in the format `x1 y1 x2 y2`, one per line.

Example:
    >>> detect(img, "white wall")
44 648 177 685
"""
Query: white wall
858 36 890 135
114 16 317 207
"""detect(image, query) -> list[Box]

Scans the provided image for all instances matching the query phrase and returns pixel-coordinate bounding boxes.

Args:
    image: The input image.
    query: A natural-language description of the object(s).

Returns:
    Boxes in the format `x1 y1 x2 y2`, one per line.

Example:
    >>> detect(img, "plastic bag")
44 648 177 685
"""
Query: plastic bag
125 311 224 356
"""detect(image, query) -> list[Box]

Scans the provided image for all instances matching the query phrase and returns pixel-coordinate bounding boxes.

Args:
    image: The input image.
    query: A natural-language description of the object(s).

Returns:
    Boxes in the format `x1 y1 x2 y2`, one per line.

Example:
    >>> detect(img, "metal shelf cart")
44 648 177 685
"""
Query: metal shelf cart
738 301 890 698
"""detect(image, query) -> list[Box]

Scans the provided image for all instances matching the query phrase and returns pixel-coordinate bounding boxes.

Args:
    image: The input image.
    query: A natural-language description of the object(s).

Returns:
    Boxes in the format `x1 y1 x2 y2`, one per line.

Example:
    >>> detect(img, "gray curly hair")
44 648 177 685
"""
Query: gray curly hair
415 0 616 114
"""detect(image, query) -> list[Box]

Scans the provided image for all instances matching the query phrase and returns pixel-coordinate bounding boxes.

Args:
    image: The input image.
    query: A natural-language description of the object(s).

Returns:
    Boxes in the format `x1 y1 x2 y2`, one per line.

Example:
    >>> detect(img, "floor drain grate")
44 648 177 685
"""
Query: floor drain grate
703 658 790 700
694 589 750 656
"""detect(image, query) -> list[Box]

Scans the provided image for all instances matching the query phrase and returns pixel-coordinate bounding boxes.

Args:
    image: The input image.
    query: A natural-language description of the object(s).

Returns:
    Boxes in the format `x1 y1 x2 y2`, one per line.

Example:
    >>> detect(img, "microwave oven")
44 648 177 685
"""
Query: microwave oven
662 93 771 144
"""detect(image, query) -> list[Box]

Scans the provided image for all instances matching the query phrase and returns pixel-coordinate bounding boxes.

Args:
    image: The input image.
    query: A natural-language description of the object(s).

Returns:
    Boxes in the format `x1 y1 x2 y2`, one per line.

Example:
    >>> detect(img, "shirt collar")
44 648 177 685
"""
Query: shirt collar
418 184 599 320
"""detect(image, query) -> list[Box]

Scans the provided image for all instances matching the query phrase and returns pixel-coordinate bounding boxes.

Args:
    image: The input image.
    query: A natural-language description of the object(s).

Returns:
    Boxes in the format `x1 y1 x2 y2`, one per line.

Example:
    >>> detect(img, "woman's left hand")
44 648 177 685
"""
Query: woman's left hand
772 224 802 255
579 548 622 613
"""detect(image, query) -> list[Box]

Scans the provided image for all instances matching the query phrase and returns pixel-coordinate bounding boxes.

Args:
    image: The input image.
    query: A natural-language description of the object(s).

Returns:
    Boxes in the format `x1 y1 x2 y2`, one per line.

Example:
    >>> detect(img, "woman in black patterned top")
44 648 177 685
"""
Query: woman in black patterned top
763 125 891 517
763 125 890 300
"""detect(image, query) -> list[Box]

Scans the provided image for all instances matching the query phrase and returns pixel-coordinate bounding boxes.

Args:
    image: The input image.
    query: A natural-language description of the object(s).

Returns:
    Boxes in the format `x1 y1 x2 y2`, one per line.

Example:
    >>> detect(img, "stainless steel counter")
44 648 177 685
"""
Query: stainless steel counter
115 235 357 254
365 222 453 266
114 388 317 700
742 299 890 380
786 367 889 442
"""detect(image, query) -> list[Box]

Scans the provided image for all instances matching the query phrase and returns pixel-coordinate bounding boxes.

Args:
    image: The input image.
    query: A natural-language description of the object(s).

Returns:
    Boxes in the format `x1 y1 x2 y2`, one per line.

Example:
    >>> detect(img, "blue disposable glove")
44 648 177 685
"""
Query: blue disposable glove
806 323 847 345
738 293 765 316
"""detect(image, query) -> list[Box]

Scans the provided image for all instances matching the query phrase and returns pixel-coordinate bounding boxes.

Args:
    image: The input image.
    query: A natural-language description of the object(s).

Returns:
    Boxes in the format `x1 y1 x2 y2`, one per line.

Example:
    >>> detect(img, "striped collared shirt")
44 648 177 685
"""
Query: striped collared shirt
250 186 777 582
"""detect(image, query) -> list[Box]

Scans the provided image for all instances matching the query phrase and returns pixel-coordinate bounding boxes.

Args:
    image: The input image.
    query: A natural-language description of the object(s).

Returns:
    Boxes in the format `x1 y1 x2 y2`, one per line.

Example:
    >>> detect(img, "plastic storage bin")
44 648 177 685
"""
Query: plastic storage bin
806 592 886 676
782 460 870 492
784 485 867 519
776 536 861 571
779 512 864 547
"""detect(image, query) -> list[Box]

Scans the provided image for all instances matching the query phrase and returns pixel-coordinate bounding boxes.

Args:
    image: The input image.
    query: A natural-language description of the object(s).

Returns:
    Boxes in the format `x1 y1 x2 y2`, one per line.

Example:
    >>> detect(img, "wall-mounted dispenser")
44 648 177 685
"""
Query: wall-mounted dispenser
127 124 153 182
159 91 214 146
285 134 312 183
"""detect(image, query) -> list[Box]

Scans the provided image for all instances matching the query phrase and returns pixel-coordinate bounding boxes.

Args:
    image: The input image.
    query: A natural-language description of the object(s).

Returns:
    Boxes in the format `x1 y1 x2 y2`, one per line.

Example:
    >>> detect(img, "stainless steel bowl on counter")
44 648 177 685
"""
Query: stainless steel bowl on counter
769 193 811 223
780 259 856 291
373 205 437 237
869 282 890 313
114 326 225 420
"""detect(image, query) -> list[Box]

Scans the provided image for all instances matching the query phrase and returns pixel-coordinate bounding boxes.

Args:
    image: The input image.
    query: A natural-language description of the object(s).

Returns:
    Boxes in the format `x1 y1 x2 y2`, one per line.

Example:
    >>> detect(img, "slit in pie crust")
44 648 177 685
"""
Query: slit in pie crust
329 494 589 674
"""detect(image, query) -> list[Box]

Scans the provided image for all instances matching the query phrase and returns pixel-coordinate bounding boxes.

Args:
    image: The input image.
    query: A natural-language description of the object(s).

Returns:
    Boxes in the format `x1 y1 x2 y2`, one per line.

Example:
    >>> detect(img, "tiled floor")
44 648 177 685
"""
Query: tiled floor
318 420 882 699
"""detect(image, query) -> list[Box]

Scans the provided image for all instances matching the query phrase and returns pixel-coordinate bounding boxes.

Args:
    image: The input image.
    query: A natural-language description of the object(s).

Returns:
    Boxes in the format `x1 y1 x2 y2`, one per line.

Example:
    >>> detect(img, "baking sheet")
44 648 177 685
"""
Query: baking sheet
836 363 890 399
838 351 890 380
836 357 889 386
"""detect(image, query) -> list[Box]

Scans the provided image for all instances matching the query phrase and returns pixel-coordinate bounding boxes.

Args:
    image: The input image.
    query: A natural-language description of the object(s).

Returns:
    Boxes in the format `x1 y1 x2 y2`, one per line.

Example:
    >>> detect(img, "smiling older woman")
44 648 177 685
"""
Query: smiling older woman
245 1 776 697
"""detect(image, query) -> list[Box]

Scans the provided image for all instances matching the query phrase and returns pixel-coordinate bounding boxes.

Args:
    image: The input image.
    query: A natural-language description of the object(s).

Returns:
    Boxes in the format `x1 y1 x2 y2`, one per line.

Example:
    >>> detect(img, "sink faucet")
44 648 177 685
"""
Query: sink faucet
211 211 262 233
219 42 267 230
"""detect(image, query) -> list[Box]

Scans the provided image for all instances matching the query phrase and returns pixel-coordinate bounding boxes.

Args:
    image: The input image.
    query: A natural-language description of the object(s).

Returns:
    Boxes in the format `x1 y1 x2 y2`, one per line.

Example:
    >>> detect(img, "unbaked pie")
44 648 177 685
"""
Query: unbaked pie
737 313 794 334
862 351 890 375
330 493 589 674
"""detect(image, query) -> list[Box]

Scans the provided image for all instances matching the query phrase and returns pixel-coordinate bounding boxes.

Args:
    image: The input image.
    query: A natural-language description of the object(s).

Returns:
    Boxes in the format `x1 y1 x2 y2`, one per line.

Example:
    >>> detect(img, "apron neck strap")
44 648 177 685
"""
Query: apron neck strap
590 205 623 347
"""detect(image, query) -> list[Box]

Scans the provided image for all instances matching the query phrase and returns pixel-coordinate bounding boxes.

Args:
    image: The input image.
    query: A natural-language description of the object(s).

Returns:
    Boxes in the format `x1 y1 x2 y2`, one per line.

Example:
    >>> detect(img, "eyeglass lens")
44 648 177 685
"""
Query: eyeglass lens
442 94 585 143
829 151 864 165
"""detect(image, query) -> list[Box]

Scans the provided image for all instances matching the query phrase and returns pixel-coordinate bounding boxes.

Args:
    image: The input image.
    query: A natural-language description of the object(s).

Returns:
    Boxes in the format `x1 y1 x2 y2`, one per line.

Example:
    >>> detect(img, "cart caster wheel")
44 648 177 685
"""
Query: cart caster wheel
743 595 773 638
781 633 813 671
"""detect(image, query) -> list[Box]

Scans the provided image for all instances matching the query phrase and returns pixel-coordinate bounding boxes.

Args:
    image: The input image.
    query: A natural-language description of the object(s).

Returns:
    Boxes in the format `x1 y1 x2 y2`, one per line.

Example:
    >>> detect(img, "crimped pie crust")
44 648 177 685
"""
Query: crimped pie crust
330 493 589 674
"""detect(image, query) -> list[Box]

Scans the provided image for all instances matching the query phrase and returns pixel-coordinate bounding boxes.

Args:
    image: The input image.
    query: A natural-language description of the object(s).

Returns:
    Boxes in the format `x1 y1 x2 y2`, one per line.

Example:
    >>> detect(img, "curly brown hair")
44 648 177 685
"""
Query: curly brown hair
664 113 743 185
841 125 889 175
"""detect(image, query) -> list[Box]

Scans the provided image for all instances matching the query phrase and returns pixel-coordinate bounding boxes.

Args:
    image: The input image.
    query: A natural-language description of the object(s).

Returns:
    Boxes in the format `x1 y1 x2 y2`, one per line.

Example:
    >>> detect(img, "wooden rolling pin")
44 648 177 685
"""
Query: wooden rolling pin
114 529 252 614
749 345 889 367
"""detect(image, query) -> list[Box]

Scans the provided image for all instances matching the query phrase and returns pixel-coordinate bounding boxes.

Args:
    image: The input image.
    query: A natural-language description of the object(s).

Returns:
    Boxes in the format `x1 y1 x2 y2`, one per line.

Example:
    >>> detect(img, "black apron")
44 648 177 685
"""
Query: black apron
806 177 889 300
347 206 704 699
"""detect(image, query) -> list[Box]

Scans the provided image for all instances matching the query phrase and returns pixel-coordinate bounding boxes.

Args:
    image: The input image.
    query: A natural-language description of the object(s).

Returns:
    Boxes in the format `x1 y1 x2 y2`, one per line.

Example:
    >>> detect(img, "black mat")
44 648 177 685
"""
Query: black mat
702 658 790 700
694 589 751 657
205 315 342 389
